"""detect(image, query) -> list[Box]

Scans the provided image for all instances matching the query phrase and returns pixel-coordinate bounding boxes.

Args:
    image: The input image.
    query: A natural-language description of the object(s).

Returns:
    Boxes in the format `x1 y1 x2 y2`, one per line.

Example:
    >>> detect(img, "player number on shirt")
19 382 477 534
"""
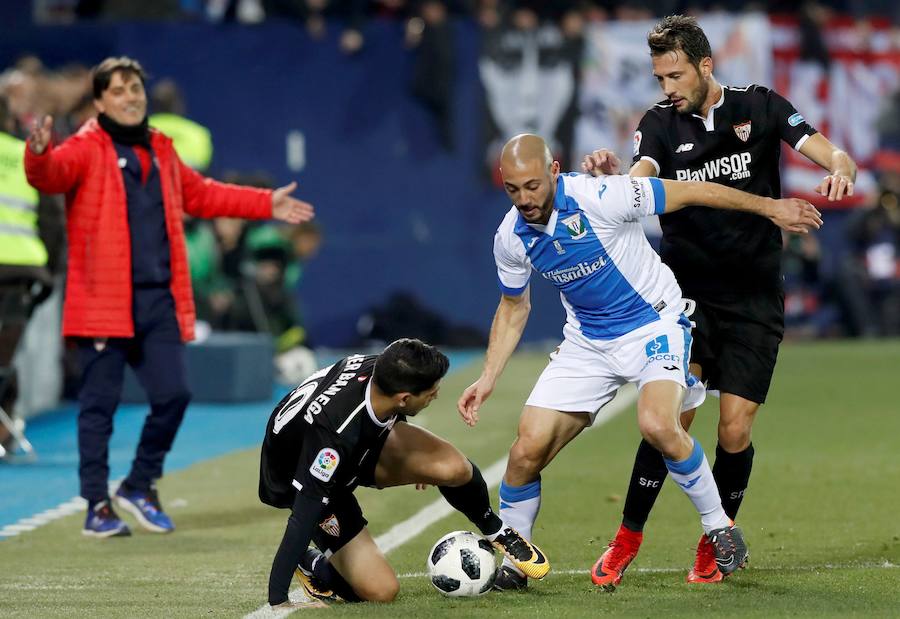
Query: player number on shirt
272 382 318 434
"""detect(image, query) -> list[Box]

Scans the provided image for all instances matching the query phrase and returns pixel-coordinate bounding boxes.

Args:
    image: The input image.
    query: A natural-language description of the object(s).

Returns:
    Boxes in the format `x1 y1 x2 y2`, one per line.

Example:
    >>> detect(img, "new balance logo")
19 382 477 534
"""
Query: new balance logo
675 143 694 153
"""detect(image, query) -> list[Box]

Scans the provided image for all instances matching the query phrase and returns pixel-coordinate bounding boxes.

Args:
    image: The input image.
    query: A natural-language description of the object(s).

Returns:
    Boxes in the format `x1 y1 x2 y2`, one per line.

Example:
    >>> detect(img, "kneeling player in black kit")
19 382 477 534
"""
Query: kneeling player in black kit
261 338 549 607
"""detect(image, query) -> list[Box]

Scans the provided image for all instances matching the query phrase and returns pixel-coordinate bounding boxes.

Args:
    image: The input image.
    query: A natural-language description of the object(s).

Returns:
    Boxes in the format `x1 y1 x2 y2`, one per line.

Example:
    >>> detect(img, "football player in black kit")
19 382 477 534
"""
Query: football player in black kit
261 338 549 608
581 14 857 588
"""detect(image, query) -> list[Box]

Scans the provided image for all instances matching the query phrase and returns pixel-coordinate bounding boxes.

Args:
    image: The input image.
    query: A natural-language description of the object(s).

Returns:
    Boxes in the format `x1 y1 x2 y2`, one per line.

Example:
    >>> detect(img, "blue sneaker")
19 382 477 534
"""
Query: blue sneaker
115 485 175 533
83 500 131 538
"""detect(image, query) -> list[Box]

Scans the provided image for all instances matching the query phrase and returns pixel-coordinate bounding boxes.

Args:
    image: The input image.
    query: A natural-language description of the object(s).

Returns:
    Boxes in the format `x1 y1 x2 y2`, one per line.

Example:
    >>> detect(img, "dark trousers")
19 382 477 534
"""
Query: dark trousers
77 285 191 501
0 281 36 446
0 286 28 411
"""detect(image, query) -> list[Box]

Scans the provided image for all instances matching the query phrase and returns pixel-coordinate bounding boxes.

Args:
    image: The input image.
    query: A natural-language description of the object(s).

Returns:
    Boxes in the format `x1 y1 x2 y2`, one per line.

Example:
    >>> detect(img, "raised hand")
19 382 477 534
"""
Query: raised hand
28 115 54 155
271 181 315 224
581 149 621 176
815 173 854 202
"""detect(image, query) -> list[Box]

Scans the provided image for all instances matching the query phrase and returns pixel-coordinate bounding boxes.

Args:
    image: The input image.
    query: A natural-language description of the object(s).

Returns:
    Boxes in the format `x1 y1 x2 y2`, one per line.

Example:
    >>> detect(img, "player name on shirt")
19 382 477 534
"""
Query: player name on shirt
302 355 366 423
260 354 394 509
271 355 368 433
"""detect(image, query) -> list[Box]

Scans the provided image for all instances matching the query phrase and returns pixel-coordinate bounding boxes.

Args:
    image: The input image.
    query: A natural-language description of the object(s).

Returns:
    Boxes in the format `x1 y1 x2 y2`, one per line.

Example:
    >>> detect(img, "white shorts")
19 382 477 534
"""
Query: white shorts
525 314 706 421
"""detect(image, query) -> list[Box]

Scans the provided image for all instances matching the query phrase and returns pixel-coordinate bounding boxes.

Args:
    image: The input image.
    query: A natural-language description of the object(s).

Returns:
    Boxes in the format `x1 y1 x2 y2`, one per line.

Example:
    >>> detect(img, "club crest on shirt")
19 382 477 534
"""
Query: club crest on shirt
319 514 340 537
310 447 340 482
561 213 587 240
733 121 751 142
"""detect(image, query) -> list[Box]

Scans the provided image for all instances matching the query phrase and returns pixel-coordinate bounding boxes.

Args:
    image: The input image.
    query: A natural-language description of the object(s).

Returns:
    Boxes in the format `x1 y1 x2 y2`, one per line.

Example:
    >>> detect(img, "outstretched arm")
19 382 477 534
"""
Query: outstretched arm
271 181 315 223
268 491 325 606
457 290 531 427
660 179 823 234
24 115 87 194
799 133 857 202
581 149 658 178
180 162 314 223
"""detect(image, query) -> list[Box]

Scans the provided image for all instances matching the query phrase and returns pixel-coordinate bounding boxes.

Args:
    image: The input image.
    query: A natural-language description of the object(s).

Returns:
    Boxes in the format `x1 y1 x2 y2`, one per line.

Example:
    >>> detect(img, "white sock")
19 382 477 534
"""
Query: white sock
664 439 730 534
498 479 541 575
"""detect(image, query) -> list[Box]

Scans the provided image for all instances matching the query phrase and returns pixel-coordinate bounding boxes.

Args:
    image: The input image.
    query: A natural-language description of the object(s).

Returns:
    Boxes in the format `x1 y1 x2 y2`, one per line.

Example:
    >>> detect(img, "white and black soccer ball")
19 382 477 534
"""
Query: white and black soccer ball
426 530 498 597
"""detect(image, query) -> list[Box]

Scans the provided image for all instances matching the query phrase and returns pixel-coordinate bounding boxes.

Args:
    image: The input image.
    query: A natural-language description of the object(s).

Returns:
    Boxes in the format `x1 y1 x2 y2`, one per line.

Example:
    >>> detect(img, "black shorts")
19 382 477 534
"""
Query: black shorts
311 493 368 554
686 290 784 404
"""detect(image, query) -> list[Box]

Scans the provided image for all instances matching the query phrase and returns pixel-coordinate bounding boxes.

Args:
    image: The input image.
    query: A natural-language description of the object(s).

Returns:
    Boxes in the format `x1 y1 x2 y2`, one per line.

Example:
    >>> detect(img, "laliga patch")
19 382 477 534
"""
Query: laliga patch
319 514 341 537
310 447 340 482
633 131 642 156
788 112 804 127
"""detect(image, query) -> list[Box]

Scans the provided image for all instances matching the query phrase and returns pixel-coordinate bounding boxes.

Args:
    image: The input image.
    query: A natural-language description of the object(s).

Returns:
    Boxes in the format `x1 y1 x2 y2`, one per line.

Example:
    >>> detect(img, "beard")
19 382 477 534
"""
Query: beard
677 78 709 116
520 190 555 224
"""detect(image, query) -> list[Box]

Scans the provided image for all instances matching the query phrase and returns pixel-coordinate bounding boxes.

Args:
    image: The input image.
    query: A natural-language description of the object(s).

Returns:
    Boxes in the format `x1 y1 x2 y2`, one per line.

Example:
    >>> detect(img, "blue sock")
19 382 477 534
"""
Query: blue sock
664 439 730 533
498 479 541 574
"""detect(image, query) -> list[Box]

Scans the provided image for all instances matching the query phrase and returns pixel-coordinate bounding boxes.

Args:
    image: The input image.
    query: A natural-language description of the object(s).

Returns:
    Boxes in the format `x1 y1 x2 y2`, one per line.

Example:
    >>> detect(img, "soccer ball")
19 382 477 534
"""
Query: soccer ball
426 530 498 597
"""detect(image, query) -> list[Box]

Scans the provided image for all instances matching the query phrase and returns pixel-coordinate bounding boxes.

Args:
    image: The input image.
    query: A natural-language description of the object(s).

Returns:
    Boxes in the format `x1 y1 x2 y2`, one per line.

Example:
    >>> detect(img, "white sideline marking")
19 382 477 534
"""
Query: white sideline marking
0 481 124 538
0 497 87 538
395 560 899 579
243 386 639 617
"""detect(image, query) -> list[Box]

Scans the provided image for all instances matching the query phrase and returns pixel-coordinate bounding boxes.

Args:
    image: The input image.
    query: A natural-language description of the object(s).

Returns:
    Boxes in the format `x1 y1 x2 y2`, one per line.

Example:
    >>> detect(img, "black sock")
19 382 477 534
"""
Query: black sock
712 442 754 520
308 549 362 603
438 460 503 536
621 439 669 532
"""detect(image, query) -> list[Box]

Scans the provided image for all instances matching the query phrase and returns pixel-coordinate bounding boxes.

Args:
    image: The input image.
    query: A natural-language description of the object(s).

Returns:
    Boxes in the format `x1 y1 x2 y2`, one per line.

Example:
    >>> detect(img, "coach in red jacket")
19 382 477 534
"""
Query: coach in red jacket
25 56 314 538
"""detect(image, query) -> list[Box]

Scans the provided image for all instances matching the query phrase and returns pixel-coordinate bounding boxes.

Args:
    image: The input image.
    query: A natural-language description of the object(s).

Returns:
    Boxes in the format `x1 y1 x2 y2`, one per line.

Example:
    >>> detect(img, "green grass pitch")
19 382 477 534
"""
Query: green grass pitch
1 341 898 617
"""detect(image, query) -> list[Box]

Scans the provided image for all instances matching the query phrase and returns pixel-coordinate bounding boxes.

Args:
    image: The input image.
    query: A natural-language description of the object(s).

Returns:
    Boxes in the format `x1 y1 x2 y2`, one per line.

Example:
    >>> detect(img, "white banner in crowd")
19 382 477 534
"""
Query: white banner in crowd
575 14 900 208
574 13 773 172
772 17 900 206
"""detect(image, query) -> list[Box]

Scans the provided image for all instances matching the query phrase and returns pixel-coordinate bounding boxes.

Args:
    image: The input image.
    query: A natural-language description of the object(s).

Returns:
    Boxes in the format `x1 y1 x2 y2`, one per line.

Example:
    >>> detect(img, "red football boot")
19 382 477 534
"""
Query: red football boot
686 533 724 583
591 524 643 591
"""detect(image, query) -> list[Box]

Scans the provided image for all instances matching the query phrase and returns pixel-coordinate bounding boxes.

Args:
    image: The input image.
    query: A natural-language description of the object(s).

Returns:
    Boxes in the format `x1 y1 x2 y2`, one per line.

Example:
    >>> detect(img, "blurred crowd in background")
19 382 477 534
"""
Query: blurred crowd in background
1 0 898 426
30 0 900 31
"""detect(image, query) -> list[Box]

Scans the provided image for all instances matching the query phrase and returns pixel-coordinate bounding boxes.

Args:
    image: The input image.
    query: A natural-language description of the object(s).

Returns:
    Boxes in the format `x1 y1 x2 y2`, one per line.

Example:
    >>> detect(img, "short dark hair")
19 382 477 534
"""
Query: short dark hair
92 56 147 99
373 338 449 395
647 15 712 68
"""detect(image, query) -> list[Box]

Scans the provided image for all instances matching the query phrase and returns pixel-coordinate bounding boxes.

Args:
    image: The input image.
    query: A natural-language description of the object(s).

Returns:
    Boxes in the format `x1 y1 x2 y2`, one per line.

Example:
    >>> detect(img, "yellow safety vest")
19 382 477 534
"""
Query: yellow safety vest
149 113 213 171
0 132 47 267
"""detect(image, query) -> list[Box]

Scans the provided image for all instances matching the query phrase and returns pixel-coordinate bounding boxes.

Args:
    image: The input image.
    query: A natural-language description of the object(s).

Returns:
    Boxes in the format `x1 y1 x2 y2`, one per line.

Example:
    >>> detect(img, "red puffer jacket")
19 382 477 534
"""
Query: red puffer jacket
24 119 273 342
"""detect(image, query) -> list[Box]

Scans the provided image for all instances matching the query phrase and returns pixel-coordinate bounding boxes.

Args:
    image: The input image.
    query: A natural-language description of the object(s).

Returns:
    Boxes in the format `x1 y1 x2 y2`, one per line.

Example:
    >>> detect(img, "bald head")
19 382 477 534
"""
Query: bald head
499 134 560 225
500 133 553 172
